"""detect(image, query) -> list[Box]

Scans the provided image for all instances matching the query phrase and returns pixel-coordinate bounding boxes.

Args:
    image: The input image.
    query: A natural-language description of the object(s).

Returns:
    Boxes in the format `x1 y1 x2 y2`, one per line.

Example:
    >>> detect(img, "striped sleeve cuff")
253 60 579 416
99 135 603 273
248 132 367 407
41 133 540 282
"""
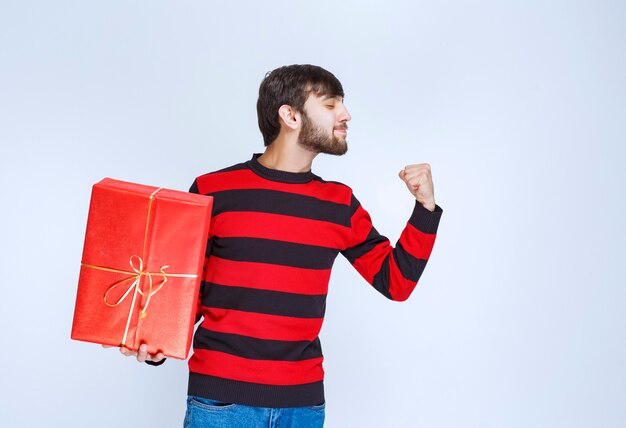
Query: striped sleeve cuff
408 202 443 234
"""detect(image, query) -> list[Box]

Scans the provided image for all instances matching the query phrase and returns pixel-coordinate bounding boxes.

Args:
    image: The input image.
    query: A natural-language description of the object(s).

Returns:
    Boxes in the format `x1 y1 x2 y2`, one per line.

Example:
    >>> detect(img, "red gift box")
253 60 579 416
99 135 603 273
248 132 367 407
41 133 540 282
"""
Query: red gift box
71 178 213 359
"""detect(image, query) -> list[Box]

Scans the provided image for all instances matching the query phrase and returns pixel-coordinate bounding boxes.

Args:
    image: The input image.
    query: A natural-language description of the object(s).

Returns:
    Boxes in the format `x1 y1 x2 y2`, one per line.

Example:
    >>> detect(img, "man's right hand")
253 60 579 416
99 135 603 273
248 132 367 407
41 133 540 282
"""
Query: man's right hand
102 344 166 363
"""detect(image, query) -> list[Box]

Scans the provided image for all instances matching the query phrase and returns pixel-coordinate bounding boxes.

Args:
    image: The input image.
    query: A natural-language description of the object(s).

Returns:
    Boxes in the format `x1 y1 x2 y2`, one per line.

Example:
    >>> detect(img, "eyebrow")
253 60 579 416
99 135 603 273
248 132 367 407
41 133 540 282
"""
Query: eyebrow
321 95 344 102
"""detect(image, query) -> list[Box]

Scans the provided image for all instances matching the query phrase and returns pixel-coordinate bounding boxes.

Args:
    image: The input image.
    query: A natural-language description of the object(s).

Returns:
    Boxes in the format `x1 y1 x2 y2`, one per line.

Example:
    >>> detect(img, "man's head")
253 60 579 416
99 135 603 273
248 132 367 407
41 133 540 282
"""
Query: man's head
256 64 351 154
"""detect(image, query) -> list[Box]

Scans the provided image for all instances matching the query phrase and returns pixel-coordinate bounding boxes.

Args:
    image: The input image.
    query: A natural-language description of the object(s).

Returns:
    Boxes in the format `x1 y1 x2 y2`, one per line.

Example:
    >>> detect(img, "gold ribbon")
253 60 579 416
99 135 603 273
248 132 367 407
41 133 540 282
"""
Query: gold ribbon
80 187 198 348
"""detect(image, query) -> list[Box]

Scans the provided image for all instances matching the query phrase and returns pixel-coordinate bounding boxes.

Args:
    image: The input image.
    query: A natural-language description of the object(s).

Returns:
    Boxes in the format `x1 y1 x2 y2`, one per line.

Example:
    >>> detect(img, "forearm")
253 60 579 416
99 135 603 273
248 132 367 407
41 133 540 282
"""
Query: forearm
343 199 442 301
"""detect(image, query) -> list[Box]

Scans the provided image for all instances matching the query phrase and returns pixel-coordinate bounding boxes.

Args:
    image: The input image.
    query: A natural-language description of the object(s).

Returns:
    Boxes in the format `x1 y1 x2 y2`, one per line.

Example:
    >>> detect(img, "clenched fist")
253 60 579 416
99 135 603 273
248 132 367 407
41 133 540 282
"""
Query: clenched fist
398 163 436 212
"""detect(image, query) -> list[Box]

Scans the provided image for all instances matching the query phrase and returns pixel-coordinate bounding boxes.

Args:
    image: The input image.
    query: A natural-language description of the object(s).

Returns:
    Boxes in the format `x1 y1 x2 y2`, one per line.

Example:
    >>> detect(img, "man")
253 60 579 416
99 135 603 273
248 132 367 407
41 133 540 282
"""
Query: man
116 64 442 427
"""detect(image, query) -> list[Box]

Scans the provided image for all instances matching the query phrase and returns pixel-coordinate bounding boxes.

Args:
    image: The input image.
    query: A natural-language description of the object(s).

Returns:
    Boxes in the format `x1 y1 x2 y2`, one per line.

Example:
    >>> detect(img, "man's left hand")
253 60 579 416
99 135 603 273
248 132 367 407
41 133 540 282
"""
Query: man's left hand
398 163 436 212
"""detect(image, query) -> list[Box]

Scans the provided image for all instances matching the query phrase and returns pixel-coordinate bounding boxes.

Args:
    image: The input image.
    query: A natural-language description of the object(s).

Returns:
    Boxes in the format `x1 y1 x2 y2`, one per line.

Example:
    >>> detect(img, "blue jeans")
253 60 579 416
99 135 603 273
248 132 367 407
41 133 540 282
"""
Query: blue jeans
184 396 325 428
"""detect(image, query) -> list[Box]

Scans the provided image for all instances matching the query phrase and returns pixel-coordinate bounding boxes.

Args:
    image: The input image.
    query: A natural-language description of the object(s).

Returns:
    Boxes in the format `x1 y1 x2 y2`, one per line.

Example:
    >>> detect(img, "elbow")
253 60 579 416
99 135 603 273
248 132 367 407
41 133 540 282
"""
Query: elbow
387 273 419 302
389 285 416 302
371 264 419 302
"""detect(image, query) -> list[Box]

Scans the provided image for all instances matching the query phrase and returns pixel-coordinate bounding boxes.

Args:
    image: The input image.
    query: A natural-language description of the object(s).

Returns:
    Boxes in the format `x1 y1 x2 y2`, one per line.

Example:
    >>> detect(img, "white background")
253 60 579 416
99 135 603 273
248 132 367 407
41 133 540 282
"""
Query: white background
1 1 624 427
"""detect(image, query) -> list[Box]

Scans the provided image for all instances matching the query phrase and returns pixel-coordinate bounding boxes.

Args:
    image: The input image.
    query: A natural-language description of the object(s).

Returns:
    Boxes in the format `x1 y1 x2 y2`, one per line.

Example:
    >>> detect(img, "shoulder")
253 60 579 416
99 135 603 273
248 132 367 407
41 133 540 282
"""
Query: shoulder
308 175 355 207
191 161 249 194
310 170 352 189
197 161 248 179
312 175 363 212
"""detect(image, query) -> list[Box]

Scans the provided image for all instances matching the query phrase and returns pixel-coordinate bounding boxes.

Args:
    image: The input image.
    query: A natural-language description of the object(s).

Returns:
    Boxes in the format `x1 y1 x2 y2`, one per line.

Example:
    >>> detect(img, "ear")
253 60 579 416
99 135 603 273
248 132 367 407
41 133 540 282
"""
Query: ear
277 105 300 130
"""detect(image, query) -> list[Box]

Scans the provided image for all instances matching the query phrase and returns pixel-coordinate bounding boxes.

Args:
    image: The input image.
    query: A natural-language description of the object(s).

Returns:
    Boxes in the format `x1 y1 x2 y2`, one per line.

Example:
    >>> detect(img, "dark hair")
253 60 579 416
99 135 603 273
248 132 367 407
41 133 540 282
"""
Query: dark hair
256 64 344 146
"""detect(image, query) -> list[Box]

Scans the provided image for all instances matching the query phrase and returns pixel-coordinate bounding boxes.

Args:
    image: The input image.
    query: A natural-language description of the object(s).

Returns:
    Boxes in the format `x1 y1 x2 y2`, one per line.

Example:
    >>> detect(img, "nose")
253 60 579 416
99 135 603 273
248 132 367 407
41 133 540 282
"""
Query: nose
339 104 352 122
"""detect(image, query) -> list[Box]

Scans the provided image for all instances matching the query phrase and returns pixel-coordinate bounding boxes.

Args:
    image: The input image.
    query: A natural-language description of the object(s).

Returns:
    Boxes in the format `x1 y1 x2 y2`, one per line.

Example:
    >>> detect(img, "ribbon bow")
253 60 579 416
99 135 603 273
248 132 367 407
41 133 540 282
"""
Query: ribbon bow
102 254 169 316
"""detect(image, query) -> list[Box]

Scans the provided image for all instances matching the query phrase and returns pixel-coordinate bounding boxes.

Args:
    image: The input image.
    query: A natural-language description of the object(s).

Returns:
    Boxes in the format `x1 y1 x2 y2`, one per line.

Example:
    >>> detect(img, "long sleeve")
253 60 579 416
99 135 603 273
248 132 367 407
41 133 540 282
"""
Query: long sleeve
340 194 442 301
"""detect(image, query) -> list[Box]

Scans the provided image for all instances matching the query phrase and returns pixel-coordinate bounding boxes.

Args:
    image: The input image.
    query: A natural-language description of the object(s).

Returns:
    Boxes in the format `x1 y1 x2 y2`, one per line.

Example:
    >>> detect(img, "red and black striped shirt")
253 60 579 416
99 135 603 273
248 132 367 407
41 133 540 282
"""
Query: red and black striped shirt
187 153 442 407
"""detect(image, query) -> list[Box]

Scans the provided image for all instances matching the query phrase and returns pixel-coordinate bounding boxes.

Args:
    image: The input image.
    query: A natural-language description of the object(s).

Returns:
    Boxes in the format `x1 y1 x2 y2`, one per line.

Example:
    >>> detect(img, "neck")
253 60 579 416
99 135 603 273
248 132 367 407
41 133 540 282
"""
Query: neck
257 135 317 173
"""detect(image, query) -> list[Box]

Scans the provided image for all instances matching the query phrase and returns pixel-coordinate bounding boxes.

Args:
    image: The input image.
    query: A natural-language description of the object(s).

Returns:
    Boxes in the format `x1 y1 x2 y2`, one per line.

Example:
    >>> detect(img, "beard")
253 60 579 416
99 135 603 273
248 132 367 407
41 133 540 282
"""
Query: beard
297 112 348 156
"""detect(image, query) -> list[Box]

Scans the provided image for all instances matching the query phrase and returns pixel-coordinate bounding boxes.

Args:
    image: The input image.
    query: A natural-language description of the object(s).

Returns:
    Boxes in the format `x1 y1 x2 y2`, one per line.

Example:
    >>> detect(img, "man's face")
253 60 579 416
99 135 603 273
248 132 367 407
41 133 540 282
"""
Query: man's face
297 93 352 156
